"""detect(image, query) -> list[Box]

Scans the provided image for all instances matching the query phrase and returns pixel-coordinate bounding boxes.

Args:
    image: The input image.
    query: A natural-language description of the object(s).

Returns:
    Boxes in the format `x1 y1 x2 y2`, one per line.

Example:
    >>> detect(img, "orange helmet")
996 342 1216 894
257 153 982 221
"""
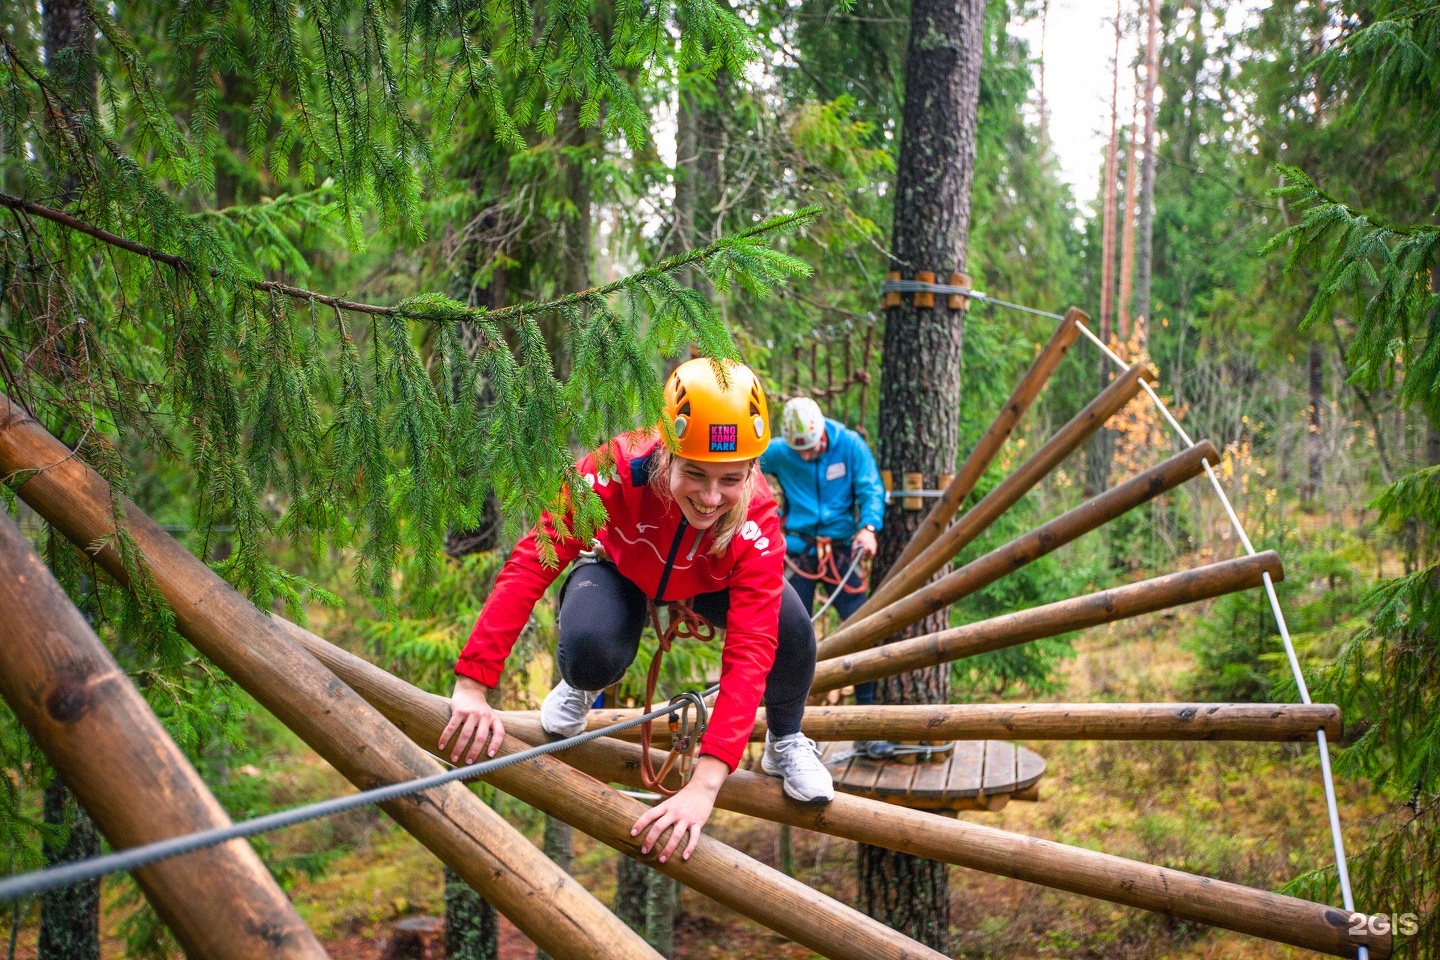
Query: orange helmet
664 358 770 462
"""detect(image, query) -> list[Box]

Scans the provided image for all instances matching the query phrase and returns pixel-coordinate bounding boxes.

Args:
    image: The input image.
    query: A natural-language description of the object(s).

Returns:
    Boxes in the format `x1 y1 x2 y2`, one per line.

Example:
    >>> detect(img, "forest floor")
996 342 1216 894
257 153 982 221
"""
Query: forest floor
5 567 1383 959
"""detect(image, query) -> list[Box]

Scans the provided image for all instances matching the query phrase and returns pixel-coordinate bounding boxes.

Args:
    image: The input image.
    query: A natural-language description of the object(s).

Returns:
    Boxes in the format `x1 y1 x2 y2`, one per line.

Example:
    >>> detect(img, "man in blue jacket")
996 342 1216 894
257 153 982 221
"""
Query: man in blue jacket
761 396 886 627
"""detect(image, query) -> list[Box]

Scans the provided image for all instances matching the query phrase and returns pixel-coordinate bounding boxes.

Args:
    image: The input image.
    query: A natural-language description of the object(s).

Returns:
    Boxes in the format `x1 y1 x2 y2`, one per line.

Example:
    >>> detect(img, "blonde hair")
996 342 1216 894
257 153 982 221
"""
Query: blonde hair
647 440 756 556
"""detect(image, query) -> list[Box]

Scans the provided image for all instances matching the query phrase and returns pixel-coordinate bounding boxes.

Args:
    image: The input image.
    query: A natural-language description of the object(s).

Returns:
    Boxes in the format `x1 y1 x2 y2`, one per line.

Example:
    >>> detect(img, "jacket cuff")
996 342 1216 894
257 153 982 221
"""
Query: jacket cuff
698 737 743 773
454 658 501 689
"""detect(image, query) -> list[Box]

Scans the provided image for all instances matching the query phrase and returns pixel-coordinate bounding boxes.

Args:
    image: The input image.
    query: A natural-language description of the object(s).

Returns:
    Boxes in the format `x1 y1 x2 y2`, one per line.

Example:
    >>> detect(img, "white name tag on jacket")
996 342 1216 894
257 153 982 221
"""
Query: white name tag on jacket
826 461 847 481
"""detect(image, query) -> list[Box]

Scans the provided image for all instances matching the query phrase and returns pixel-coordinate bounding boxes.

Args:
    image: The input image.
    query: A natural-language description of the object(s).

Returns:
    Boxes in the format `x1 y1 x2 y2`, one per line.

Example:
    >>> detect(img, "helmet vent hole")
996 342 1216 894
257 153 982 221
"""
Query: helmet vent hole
678 400 691 417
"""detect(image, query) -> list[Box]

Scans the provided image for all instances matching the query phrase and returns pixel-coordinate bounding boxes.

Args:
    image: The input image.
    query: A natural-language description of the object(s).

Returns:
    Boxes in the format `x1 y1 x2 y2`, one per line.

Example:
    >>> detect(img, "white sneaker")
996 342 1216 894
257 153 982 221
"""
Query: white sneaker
761 732 835 804
540 679 600 738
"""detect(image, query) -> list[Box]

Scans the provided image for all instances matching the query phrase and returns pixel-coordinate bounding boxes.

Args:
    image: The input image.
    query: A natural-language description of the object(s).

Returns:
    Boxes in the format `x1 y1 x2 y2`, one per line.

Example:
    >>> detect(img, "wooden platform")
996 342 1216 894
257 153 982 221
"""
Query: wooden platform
787 741 1045 812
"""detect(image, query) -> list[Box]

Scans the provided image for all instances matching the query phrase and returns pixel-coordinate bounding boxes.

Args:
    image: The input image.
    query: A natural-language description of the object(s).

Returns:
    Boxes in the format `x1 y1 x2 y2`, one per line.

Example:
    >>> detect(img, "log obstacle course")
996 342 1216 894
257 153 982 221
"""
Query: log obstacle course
0 305 1391 959
0 514 329 960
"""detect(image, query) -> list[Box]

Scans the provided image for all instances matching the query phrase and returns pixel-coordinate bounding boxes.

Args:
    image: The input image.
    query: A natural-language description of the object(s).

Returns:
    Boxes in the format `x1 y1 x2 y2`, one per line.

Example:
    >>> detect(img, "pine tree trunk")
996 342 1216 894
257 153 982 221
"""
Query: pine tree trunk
1037 0 1050 154
1099 0 1122 340
1119 103 1139 340
859 0 985 951
1304 341 1323 504
38 779 99 960
1089 0 1124 496
444 866 498 960
643 870 679 956
615 857 649 934
1134 0 1160 328
42 0 97 202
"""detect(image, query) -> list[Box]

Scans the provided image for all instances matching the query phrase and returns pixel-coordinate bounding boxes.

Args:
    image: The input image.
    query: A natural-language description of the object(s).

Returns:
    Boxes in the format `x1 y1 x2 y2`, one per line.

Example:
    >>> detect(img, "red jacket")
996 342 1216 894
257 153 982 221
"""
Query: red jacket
456 433 787 771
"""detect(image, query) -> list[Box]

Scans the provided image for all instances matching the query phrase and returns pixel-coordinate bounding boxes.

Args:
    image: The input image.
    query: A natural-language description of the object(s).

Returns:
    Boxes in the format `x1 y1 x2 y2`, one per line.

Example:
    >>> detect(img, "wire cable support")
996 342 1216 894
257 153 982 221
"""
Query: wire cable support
965 294 1368 953
0 679 718 905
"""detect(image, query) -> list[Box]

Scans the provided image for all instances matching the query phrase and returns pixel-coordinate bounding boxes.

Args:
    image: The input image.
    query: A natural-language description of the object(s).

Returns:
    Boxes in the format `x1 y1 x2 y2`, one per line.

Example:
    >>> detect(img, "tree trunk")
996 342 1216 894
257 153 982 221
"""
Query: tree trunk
1304 340 1323 504
38 779 99 960
1119 102 1139 340
860 0 986 950
1089 0 1124 496
615 857 649 934
37 18 100 952
42 0 97 202
1037 0 1050 155
1134 0 1160 330
1099 0 1122 340
444 866 498 960
643 871 679 957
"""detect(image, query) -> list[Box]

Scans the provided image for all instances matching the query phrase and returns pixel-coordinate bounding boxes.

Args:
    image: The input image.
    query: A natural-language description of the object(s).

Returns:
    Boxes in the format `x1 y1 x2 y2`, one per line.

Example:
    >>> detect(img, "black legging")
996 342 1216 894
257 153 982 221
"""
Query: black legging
555 559 816 738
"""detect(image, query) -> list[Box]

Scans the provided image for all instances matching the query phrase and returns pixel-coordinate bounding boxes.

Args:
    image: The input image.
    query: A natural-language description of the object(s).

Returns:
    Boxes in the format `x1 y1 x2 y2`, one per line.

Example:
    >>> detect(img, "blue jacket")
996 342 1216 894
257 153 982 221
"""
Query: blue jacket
760 418 885 555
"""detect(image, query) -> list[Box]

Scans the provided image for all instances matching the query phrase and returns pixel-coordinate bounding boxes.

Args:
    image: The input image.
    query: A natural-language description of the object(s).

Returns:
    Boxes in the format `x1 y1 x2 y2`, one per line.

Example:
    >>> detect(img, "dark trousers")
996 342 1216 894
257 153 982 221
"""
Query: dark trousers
786 542 875 705
555 560 816 737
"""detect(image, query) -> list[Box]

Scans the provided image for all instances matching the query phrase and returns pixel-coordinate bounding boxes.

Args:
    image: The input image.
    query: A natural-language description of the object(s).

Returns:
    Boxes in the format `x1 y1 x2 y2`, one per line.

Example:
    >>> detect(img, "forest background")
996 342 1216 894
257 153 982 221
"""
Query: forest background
0 0 1436 957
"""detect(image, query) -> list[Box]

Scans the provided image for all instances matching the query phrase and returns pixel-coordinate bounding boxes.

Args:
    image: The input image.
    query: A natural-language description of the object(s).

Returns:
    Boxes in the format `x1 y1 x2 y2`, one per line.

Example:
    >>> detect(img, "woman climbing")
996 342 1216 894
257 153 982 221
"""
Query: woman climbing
440 358 834 865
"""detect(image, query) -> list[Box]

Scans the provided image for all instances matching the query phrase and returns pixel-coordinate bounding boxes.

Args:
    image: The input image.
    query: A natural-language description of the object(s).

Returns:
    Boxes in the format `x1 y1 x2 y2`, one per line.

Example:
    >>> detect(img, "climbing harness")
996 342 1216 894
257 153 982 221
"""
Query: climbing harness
786 537 870 596
639 601 717 795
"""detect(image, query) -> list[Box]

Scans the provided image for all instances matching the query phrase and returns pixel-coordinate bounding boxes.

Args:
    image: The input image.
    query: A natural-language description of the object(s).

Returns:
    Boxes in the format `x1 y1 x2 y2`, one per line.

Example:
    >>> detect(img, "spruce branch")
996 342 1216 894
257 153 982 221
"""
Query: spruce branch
0 189 818 332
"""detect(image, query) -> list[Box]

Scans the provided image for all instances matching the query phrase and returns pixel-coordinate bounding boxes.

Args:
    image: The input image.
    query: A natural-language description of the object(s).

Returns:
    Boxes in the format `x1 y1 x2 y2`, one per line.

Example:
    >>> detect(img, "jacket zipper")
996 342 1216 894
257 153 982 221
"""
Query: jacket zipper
654 518 690 601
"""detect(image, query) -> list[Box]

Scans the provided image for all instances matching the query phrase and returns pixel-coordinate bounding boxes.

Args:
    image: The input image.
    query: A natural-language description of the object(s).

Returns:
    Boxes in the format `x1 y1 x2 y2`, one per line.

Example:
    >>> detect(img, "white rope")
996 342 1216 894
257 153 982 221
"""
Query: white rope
1069 314 1367 945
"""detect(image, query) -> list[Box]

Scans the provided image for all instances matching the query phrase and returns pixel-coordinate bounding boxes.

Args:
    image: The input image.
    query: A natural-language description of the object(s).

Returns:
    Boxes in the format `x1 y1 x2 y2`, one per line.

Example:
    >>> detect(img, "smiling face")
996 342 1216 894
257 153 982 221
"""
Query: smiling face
668 456 753 529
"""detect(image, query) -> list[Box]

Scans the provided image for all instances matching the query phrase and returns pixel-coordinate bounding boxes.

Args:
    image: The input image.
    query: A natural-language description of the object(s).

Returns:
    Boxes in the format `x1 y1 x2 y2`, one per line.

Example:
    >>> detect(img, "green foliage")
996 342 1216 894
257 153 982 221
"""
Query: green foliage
1269 166 1440 421
1261 4 1440 950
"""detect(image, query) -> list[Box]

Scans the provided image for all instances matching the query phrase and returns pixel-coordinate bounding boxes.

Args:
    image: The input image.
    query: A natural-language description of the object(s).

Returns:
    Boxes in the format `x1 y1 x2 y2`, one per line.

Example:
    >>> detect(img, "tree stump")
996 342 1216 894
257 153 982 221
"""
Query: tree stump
380 916 444 960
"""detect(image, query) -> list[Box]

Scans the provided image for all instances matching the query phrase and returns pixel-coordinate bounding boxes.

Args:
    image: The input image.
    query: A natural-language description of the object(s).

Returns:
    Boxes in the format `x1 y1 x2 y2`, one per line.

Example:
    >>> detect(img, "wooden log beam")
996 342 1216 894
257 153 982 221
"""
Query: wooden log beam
881 310 1082 584
0 514 328 960
0 395 658 960
529 728 1388 960
813 552 1283 693
289 643 1384 959
516 702 1343 744
852 359 1157 623
818 440 1217 662
277 620 950 960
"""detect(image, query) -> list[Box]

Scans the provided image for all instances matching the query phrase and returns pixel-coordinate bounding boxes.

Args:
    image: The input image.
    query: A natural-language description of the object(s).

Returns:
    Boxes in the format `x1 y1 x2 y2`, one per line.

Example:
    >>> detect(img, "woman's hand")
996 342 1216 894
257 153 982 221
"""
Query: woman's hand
440 675 505 764
630 755 728 863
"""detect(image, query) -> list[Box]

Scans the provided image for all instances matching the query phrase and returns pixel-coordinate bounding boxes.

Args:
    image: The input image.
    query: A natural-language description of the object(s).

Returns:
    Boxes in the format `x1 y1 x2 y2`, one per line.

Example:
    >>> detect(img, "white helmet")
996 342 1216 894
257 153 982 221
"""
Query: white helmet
781 397 825 450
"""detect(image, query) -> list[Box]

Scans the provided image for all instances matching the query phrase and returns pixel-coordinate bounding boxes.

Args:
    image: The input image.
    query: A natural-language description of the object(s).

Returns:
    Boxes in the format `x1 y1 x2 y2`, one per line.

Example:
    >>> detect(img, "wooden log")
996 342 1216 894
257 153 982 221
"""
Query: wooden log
855 358 1157 623
818 440 1216 661
812 552 1283 693
276 620 950 960
527 702 1343 745
912 270 936 308
0 514 328 960
882 270 902 308
277 636 1385 959
881 309 1082 585
945 272 971 311
525 729 1389 960
901 472 924 510
0 395 658 960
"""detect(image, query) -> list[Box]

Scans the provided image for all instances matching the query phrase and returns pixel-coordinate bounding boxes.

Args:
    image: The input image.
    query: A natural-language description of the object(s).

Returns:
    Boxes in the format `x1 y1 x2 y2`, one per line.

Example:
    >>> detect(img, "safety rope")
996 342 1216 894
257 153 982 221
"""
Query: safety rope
1062 309 1368 952
0 672 716 905
639 602 717 796
808 548 868 625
